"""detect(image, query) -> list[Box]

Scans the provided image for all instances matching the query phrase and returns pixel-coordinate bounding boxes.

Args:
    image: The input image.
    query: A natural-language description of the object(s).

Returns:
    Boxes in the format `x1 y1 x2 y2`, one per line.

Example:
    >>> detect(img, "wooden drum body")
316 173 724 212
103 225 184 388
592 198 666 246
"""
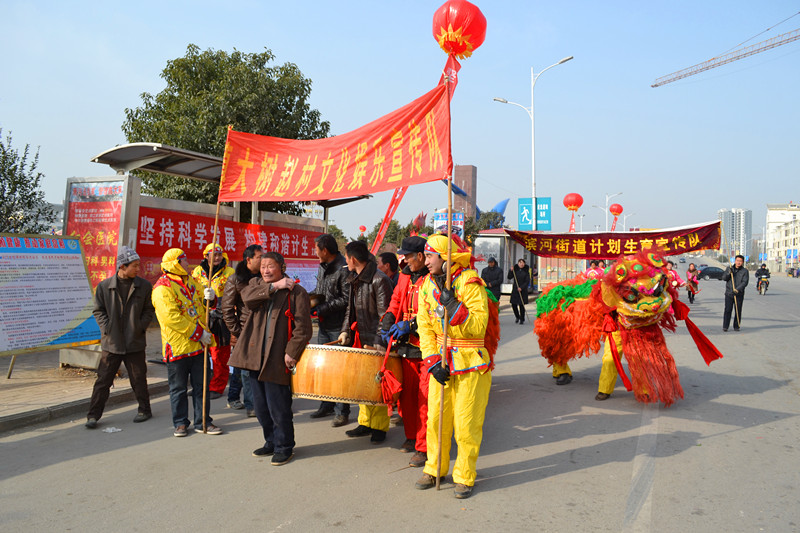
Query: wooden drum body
291 344 403 405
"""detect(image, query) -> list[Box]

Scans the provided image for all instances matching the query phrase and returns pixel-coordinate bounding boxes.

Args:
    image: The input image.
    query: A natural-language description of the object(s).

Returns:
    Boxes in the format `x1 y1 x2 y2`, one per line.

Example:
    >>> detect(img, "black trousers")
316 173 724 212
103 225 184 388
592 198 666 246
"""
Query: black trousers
511 301 526 322
87 350 151 420
723 293 744 330
250 371 295 455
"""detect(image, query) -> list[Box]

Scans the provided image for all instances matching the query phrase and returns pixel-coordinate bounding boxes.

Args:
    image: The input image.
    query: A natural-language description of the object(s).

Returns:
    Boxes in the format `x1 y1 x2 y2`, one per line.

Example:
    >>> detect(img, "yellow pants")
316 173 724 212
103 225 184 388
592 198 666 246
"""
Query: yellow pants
357 404 389 432
598 331 623 394
552 362 571 377
423 370 492 486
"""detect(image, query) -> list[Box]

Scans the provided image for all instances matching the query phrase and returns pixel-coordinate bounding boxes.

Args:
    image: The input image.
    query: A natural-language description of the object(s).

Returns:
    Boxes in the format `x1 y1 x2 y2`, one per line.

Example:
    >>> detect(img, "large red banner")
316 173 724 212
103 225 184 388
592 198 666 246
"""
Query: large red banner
505 221 721 260
136 207 321 285
218 84 451 202
65 181 124 289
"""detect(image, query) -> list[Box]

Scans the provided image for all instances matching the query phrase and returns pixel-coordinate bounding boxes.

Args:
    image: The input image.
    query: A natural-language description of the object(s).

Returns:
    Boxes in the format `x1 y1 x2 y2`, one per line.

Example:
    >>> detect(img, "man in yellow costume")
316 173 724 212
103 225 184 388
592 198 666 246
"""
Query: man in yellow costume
152 248 222 437
192 243 235 399
414 234 492 500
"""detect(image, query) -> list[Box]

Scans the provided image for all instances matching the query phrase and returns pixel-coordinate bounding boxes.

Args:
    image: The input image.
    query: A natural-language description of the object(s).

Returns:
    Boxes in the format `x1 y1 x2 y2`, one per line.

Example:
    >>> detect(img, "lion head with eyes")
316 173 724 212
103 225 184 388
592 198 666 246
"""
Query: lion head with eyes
599 251 676 329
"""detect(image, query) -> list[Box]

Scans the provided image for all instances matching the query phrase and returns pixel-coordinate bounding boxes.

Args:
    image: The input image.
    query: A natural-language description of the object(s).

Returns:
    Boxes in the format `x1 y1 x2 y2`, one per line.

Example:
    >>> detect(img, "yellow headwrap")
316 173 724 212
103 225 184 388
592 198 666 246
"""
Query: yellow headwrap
161 248 188 276
424 234 472 269
202 242 230 265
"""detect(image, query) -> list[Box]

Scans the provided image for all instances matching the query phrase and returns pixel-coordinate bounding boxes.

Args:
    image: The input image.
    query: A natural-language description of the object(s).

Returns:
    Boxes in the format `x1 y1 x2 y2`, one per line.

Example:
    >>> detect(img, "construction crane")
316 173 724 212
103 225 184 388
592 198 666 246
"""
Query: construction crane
652 27 800 87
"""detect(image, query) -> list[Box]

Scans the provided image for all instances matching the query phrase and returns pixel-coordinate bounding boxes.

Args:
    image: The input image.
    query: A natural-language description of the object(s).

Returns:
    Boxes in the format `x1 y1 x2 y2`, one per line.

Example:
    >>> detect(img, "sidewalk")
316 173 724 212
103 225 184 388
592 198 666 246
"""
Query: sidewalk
0 328 169 433
0 299 527 433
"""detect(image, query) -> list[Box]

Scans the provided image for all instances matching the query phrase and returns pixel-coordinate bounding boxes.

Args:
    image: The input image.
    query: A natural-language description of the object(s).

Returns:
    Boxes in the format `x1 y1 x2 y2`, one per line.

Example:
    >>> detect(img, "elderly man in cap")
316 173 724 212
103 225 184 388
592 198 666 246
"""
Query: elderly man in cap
377 236 430 467
86 246 155 429
153 248 222 437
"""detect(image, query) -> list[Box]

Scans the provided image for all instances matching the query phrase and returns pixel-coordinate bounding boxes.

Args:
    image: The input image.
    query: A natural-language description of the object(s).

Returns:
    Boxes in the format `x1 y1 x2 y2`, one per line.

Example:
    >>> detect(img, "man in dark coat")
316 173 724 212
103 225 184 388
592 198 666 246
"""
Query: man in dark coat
722 254 749 332
508 259 530 324
338 240 394 444
229 252 312 466
309 233 351 426
220 244 262 415
481 257 504 301
86 246 155 428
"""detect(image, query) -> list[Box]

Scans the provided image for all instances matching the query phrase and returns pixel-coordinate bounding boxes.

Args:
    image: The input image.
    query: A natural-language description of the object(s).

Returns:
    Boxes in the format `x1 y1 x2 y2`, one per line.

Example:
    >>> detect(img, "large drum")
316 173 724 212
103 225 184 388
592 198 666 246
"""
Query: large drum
291 344 403 405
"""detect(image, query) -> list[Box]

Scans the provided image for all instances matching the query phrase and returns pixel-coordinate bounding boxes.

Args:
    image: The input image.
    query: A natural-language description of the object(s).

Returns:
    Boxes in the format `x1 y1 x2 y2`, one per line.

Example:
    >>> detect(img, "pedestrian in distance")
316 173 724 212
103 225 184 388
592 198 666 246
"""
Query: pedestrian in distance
722 255 749 332
480 257 503 302
86 246 155 429
508 258 530 324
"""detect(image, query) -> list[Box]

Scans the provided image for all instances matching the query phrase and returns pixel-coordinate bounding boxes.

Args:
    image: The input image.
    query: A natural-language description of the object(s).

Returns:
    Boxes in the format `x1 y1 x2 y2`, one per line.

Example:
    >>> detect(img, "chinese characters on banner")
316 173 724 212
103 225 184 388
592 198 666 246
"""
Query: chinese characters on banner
65 181 124 289
505 221 721 260
136 207 321 286
218 84 451 203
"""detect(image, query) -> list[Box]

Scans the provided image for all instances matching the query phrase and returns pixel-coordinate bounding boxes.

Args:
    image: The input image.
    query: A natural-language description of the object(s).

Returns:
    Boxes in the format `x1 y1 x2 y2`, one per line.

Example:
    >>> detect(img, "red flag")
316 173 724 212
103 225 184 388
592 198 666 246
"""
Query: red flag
439 55 462 98
370 187 408 255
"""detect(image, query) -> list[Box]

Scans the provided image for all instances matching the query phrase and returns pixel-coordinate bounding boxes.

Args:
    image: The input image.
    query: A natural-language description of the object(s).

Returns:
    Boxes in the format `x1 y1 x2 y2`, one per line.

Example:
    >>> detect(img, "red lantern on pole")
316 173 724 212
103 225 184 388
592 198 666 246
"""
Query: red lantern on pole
609 203 623 232
432 0 487 59
359 225 367 236
563 193 583 233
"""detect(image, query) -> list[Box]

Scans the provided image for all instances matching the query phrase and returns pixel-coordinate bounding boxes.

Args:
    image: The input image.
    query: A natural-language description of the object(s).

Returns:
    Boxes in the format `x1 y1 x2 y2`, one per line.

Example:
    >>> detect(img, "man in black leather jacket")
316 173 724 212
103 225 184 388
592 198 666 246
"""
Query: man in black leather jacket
339 240 394 444
723 255 749 331
309 234 352 425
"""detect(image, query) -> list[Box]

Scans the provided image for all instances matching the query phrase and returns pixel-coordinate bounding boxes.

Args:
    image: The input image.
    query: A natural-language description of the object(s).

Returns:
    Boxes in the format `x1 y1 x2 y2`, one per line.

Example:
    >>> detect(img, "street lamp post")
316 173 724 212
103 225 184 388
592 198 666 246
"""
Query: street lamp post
493 55 573 231
576 213 585 232
623 212 636 231
591 192 623 231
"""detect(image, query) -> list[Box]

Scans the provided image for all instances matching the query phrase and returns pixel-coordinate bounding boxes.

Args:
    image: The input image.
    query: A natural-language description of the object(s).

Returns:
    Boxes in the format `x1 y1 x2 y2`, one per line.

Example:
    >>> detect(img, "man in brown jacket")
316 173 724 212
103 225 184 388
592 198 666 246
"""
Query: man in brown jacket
229 252 312 466
86 246 155 428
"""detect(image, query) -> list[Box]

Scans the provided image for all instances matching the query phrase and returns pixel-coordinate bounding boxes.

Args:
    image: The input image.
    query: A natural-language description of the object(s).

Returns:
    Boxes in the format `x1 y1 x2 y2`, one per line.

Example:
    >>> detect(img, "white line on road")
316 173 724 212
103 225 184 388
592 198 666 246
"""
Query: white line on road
622 404 660 533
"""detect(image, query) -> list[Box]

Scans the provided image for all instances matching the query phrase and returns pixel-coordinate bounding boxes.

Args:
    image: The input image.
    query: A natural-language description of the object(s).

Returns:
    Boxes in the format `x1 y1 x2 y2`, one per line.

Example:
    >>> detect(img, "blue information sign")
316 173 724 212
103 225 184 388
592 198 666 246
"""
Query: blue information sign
536 197 551 231
518 198 533 231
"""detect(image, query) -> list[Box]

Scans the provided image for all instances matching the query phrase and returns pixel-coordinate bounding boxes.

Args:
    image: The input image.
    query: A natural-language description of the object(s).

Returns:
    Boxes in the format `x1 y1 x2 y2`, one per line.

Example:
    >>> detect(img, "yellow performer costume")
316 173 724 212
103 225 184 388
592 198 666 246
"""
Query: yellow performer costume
418 235 492 490
597 331 623 396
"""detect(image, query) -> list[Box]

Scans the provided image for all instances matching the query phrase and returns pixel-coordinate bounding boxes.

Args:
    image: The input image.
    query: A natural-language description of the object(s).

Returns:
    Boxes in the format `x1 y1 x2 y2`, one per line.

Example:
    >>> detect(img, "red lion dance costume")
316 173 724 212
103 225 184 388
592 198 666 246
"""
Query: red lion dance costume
534 251 723 407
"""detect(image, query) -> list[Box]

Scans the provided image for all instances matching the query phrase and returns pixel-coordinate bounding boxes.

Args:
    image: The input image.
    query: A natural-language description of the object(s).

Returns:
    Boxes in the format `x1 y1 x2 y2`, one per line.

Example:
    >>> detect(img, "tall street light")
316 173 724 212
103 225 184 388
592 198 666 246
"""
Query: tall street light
623 212 636 231
592 192 623 231
493 55 573 230
576 213 586 232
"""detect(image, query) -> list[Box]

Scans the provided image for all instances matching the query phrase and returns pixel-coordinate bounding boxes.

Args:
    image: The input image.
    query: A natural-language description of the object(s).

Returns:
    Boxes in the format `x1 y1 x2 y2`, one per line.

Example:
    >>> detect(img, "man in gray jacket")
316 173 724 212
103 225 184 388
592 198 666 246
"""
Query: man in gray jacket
722 254 749 332
86 246 156 428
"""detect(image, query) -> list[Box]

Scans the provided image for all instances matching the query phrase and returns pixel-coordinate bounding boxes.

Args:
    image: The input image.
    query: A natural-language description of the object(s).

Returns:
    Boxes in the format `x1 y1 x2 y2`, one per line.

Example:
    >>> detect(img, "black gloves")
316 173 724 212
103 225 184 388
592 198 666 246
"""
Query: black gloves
429 360 451 385
439 288 460 318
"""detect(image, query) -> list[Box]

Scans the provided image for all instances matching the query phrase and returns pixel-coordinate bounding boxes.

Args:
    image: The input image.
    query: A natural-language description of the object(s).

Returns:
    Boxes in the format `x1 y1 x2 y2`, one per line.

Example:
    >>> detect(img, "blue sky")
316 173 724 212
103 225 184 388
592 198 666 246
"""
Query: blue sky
2 1 799 239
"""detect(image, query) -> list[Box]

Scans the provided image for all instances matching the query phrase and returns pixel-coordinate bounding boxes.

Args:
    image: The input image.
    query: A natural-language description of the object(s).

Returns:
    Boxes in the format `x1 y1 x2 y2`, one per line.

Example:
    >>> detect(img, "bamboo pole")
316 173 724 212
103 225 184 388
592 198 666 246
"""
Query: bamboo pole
436 173 453 491
201 200 221 433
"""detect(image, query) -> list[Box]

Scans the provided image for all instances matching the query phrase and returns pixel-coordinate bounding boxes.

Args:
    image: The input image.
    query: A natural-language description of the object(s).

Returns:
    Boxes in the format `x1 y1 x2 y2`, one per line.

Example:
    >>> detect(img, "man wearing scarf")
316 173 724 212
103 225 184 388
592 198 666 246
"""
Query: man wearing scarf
152 248 222 437
192 243 235 398
414 234 492 500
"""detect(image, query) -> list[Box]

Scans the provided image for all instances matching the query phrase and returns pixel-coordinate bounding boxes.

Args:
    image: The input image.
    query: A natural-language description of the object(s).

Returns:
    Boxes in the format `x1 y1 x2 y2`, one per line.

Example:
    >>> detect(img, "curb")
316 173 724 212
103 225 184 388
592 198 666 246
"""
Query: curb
0 380 170 434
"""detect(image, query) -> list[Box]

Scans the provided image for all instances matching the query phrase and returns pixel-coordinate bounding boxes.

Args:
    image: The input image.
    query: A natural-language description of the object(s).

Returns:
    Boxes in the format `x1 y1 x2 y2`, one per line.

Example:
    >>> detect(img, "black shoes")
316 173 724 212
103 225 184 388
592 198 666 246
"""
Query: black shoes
595 392 611 401
556 374 572 385
370 430 386 444
133 412 152 423
331 414 349 427
310 406 335 419
345 424 372 437
514 318 520 324
85 418 98 429
253 443 275 456
271 452 294 466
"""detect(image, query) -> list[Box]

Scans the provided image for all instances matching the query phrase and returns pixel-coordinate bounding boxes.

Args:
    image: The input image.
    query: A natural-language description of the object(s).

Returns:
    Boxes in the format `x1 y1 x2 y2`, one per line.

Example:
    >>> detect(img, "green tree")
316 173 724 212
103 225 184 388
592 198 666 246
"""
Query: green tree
122 44 330 212
0 129 55 233
463 211 506 244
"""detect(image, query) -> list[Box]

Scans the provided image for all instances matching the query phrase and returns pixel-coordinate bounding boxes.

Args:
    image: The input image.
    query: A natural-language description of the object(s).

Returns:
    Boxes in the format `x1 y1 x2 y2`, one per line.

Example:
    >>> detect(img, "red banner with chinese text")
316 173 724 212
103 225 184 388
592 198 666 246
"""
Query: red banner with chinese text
136 207 321 286
218 84 451 202
505 221 720 260
65 181 124 289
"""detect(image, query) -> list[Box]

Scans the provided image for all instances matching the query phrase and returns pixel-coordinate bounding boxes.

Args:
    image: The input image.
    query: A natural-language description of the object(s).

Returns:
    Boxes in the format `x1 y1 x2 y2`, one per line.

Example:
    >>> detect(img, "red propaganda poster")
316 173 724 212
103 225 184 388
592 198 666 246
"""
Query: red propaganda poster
135 207 321 290
64 181 124 289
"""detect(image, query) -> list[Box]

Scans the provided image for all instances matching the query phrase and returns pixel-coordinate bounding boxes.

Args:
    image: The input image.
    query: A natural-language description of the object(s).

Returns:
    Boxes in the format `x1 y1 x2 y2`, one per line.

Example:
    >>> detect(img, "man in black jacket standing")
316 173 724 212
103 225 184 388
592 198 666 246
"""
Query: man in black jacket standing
86 246 155 429
508 259 530 324
481 257 503 301
309 234 352 426
723 255 749 332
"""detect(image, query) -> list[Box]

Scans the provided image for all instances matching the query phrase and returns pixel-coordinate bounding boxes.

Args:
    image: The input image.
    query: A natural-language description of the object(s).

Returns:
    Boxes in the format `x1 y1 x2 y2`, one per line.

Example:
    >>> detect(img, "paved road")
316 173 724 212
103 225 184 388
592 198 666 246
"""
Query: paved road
1 277 798 532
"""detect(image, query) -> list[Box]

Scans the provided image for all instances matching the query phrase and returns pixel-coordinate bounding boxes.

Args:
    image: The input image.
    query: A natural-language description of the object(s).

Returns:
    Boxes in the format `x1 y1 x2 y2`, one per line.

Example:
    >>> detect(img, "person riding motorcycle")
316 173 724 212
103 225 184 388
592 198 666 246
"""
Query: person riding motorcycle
755 264 770 293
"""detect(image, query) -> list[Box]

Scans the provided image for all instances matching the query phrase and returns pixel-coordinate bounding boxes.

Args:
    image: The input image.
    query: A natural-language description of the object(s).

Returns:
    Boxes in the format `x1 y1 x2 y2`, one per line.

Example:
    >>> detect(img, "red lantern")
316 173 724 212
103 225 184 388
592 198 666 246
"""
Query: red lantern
359 225 367 234
563 193 583 232
609 204 623 232
432 0 487 59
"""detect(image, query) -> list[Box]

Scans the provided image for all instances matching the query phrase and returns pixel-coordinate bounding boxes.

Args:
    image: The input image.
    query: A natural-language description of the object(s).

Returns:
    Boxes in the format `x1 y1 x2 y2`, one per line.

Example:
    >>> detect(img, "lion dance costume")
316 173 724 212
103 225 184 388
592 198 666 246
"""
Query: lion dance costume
534 251 723 407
